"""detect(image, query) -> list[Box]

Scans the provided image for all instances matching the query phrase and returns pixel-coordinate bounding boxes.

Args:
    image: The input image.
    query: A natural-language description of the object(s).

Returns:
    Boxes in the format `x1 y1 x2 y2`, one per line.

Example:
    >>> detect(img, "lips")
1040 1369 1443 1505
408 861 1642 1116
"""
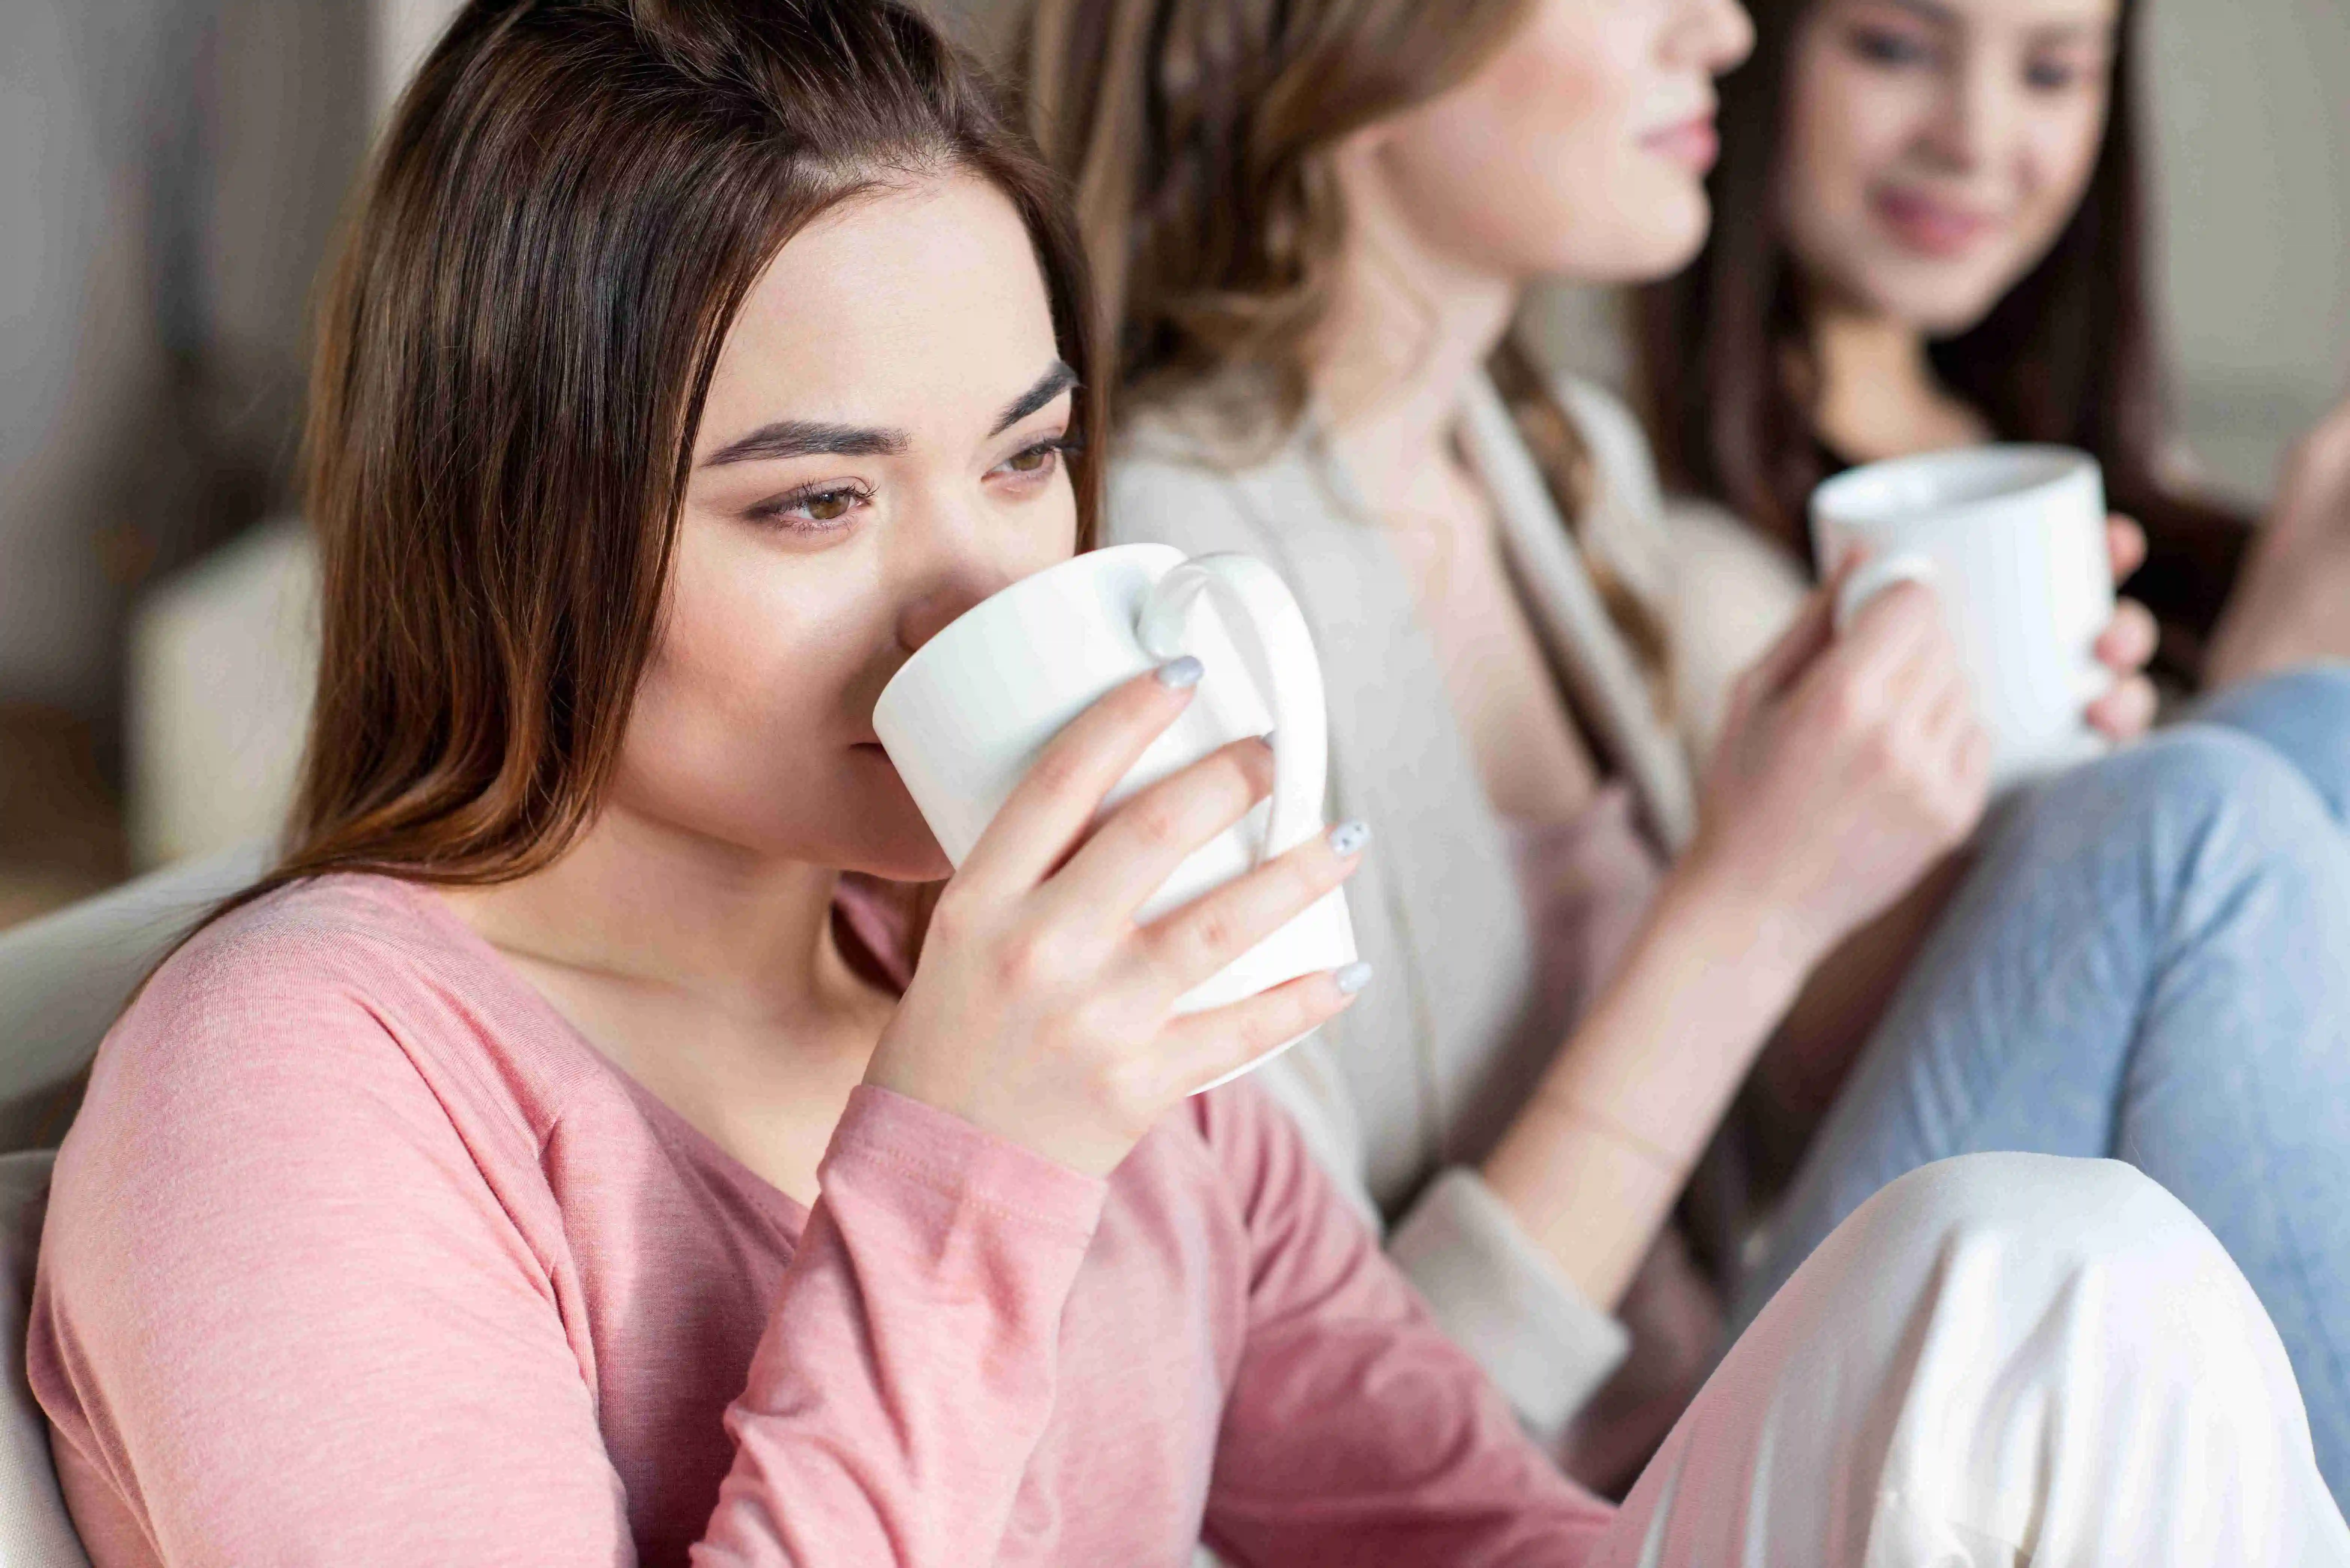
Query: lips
1870 186 2001 258
1640 113 1719 173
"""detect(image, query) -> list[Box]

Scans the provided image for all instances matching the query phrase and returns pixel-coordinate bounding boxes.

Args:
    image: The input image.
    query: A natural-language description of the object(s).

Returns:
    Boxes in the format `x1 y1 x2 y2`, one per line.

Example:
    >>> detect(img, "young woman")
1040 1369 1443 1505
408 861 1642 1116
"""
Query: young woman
26 1 2350 1562
1021 0 2350 1504
1641 0 2350 695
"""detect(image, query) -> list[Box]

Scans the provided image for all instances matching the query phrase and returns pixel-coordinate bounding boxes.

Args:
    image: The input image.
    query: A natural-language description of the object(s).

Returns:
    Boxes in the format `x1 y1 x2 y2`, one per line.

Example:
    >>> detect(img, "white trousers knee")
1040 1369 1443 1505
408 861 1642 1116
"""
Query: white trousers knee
1592 1153 2350 1566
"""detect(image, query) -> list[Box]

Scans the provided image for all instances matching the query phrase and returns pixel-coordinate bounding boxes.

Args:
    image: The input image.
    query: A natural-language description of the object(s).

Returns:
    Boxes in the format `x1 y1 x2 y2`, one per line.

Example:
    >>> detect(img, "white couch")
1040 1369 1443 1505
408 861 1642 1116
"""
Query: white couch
0 845 268 1562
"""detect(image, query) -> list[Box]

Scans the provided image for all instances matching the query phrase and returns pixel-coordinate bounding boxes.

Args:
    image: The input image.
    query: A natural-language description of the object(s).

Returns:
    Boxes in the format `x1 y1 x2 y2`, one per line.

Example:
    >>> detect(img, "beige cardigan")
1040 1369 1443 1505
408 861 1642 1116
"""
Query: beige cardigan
1106 372 1807 1440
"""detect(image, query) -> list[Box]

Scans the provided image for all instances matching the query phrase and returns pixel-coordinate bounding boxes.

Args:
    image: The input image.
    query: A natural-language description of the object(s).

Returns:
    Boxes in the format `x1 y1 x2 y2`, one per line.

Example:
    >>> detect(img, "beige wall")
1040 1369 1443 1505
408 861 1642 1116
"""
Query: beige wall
2149 0 2350 499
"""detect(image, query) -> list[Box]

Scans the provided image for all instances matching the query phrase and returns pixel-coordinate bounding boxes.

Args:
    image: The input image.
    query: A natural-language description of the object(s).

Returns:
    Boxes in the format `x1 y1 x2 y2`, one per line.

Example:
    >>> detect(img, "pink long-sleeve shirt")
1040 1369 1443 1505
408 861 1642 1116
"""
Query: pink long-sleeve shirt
28 874 1613 1566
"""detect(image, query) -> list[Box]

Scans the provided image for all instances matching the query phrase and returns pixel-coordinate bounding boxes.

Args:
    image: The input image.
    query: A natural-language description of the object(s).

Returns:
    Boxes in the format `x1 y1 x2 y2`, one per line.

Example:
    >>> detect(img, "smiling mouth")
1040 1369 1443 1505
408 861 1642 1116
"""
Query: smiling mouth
1871 186 2001 258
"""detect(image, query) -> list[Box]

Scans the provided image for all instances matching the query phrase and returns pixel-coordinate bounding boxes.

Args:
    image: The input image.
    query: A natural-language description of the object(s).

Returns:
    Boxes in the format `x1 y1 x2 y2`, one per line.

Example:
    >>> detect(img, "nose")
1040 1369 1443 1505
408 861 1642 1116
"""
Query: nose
1667 0 1755 75
895 563 1016 654
1921 48 2013 174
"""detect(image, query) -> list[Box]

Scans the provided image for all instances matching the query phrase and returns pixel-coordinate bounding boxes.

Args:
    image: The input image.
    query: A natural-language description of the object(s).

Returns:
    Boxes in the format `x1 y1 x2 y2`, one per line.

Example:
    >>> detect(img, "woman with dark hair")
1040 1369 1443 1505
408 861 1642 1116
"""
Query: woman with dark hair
1024 0 2350 1510
1640 0 2350 692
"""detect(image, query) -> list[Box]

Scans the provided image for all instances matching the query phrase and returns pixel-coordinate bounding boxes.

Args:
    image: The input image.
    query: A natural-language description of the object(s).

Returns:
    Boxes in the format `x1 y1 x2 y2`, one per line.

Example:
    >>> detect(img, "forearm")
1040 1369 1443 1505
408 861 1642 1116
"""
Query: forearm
699 1087 1105 1566
1481 859 1815 1308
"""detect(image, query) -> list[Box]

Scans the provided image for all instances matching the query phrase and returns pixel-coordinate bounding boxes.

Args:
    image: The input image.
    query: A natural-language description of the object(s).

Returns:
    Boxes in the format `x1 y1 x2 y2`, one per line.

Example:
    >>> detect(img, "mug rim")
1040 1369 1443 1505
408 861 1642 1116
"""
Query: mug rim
874 541 1185 720
1810 443 2101 535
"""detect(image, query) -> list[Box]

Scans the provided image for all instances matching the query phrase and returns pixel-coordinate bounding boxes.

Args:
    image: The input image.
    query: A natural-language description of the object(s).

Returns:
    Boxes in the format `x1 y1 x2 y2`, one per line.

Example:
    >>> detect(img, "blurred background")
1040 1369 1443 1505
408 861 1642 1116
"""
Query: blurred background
2 0 2345 930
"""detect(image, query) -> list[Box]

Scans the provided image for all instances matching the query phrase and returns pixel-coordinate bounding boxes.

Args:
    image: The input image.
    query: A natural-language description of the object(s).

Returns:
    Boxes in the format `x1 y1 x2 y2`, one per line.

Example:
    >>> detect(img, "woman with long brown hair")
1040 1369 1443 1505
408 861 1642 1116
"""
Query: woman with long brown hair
1023 0 2350 1506
1640 0 2350 691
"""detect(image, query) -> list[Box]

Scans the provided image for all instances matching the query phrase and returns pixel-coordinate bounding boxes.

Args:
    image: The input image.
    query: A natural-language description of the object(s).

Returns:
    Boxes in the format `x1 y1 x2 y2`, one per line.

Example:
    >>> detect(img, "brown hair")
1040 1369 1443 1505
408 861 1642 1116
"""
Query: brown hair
244 0 1099 909
1637 0 2250 669
1018 0 1672 687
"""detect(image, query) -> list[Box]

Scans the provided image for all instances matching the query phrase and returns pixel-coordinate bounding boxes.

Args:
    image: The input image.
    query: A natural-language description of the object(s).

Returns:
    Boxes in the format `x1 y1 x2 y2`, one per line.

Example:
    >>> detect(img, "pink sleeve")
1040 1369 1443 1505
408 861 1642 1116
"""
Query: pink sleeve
35 977 1103 1566
1195 1085 1615 1568
693 1087 1106 1565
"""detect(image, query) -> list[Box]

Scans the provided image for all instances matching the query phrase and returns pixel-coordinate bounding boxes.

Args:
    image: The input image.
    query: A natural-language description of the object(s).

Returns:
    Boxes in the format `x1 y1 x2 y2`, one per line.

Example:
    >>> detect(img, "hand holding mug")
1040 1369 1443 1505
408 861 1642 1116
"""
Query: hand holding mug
1690 561 1991 967
1836 515 2157 742
864 665 1370 1179
2087 515 2158 741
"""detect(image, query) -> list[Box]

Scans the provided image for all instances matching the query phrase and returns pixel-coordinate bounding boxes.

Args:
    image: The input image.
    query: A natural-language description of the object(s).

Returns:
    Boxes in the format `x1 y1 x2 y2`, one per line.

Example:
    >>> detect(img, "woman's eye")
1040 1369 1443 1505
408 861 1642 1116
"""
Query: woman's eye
991 438 1072 482
1847 26 1933 68
2024 58 2084 92
746 481 873 533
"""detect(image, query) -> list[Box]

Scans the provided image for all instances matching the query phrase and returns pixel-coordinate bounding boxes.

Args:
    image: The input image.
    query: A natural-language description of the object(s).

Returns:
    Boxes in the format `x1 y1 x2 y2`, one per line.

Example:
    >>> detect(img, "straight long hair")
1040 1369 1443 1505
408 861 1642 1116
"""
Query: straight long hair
1637 0 2249 661
1019 0 1672 687
237 0 1099 915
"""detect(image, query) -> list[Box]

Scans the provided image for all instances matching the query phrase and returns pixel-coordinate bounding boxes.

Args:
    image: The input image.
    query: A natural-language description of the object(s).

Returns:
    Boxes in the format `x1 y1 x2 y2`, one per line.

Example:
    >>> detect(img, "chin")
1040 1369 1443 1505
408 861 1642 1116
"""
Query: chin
1540 187 1711 285
1843 249 2024 340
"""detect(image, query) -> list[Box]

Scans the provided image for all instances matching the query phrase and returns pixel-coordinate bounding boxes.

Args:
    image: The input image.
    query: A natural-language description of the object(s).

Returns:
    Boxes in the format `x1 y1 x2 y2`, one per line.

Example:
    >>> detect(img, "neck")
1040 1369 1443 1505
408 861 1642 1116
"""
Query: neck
443 804 864 1031
1313 140 1520 504
1806 291 1990 462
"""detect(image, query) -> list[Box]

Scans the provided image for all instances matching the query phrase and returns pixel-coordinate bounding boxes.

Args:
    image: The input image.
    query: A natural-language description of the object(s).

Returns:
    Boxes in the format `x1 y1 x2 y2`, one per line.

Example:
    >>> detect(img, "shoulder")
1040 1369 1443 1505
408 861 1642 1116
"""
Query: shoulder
91 874 472 1100
51 876 550 1255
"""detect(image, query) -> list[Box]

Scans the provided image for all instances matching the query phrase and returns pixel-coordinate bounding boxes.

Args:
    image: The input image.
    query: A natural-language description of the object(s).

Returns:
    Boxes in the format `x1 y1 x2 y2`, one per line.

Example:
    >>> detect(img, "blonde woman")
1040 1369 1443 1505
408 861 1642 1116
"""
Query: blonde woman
1023 0 2350 1502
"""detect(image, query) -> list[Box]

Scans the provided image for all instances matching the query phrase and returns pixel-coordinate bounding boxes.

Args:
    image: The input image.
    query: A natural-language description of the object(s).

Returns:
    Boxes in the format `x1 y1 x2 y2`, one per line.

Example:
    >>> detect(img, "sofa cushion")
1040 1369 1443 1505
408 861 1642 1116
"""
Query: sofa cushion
0 845 266 1151
0 1150 88 1565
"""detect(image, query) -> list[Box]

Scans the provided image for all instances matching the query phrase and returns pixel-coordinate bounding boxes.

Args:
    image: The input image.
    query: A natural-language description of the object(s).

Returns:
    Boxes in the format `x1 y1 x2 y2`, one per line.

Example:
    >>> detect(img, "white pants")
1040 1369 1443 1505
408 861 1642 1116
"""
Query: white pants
1593 1153 2350 1565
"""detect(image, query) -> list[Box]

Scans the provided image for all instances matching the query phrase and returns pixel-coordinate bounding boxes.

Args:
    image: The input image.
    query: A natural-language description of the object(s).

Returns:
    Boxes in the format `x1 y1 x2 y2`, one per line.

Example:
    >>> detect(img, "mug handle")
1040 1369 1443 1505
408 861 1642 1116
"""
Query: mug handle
1136 554 1328 862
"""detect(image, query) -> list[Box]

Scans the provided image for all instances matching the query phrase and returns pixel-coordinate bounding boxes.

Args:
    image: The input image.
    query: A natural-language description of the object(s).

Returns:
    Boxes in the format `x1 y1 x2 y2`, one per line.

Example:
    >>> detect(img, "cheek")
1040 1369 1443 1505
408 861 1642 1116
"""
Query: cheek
2017 101 2108 235
1381 20 1705 279
614 525 913 857
1784 54 1903 237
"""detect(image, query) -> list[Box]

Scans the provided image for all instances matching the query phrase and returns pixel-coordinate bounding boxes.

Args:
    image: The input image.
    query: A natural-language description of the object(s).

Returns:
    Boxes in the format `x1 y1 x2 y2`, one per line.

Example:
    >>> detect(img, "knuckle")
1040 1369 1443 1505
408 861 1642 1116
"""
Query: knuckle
926 885 981 943
995 925 1073 989
1183 906 1244 966
1024 746 1086 801
1820 681 1874 738
1126 796 1187 851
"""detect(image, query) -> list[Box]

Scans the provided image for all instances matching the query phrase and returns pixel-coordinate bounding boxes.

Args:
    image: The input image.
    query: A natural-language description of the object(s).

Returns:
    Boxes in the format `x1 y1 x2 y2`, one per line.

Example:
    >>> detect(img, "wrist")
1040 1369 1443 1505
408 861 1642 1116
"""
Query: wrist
1657 843 1829 1002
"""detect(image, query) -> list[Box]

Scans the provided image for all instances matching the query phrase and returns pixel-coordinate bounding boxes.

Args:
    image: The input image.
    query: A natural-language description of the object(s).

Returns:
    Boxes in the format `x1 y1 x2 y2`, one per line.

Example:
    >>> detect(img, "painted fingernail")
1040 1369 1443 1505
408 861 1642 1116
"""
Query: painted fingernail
1156 655 1205 690
1334 961 1374 996
1327 819 1371 857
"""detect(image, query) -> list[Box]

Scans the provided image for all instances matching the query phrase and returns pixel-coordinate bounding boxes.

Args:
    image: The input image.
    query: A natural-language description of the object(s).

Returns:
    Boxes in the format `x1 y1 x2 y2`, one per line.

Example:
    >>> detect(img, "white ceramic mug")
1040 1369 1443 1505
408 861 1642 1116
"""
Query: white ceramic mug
1811 445 2116 792
873 543 1357 1088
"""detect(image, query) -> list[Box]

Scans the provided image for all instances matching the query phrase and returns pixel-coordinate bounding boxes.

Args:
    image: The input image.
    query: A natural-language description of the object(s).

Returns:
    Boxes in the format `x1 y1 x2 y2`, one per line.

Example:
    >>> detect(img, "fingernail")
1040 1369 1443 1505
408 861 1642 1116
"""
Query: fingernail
1326 819 1371 857
1334 961 1374 996
1156 655 1205 690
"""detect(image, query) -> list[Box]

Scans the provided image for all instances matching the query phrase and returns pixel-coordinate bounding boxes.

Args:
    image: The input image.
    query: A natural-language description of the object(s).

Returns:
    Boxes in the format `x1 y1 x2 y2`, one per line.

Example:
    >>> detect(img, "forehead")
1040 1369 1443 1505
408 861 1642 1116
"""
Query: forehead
698 173 1060 444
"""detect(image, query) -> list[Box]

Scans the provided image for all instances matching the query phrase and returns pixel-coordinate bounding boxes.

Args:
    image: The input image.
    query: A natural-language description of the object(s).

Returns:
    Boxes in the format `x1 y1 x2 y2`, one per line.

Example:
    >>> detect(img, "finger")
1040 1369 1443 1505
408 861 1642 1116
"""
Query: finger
1917 663 1978 754
957 661 1202 893
2087 673 2158 741
2107 515 2148 580
1044 737 1275 924
1151 966 1370 1099
1797 578 1941 713
1743 559 1853 702
1137 819 1370 995
2095 598 2160 676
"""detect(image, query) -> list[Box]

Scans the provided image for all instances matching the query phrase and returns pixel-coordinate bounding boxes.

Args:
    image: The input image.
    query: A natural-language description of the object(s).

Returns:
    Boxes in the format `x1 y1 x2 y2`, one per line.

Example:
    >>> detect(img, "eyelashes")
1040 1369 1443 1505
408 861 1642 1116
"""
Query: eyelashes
744 478 877 532
739 435 1079 536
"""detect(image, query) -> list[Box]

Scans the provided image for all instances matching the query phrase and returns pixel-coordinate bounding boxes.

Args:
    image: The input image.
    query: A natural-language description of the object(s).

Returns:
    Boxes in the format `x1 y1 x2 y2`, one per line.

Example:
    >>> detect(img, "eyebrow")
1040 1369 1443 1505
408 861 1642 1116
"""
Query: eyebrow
1867 0 2110 38
698 360 1079 468
992 361 1079 437
701 420 908 467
